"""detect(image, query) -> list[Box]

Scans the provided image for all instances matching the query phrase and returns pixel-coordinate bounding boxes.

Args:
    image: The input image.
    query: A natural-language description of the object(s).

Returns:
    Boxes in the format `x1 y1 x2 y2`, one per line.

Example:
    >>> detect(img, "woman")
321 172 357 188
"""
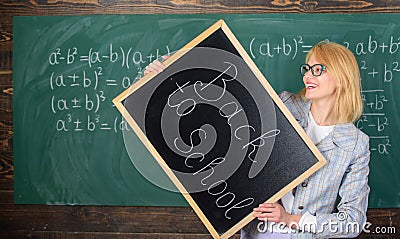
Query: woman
145 41 370 239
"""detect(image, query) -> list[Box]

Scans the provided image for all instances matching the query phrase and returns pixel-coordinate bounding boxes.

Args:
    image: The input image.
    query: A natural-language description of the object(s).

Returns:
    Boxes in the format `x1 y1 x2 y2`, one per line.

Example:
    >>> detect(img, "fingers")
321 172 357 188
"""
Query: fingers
144 59 166 75
253 203 275 217
253 203 282 222
161 55 170 61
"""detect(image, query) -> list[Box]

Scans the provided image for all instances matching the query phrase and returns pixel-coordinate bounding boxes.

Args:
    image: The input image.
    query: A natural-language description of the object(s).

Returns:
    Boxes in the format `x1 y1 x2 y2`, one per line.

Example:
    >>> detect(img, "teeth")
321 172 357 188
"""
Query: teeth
306 83 317 88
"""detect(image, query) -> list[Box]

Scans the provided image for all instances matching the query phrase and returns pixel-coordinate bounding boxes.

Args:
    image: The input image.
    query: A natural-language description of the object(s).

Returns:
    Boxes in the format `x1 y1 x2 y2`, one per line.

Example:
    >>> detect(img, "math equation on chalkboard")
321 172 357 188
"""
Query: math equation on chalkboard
47 44 170 133
249 35 400 157
47 36 399 157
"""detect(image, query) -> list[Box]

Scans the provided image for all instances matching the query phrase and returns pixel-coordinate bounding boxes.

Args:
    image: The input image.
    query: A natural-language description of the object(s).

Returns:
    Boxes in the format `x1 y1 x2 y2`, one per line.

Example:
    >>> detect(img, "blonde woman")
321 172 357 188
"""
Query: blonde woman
243 42 370 239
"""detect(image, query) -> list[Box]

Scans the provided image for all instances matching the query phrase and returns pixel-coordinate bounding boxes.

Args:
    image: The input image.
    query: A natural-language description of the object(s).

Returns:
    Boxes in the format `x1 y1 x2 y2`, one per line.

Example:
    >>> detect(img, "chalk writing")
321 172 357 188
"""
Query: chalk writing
47 35 397 161
48 44 170 134
356 58 399 155
248 35 398 158
249 35 400 61
164 61 282 220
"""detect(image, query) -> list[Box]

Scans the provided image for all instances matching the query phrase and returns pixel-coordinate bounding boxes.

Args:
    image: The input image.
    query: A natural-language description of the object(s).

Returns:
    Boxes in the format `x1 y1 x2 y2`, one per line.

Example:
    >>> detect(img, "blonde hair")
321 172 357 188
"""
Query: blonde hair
300 41 363 123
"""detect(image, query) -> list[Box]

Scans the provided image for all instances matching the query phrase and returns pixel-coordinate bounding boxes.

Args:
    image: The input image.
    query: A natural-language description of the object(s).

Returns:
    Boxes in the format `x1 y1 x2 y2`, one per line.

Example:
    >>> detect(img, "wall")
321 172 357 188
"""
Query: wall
1 1 399 238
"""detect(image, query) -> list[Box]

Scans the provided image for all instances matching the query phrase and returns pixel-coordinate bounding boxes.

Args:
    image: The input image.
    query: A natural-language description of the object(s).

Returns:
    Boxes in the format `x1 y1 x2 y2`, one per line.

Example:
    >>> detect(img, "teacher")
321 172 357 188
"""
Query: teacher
243 41 370 239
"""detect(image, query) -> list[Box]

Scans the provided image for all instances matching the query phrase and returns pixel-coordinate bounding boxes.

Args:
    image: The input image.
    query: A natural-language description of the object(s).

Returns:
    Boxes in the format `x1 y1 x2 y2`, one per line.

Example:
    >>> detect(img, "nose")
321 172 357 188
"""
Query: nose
304 70 314 78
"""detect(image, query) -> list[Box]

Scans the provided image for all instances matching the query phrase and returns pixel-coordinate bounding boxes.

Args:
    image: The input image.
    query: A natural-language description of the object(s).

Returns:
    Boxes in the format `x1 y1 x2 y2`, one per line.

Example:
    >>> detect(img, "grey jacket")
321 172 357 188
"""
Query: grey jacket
280 91 370 238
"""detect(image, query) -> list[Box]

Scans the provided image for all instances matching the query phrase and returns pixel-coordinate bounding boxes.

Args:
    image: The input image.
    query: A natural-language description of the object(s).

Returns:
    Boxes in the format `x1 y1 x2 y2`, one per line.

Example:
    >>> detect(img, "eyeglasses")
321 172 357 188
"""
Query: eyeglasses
300 64 327 77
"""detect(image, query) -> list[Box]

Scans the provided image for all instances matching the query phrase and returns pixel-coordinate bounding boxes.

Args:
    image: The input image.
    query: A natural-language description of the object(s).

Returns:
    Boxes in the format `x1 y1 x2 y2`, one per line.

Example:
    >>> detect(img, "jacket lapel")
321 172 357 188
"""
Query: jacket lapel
293 98 311 129
316 134 335 152
331 124 358 152
317 123 358 153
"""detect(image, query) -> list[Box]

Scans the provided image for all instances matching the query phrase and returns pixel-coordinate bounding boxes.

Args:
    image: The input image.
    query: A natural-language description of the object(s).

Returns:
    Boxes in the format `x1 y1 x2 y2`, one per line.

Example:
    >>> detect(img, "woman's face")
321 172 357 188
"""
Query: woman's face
303 54 337 104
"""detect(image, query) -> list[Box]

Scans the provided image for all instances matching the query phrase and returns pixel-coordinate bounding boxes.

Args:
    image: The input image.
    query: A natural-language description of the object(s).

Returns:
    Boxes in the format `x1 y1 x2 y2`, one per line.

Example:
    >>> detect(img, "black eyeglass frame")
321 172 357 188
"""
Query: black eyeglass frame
300 63 327 77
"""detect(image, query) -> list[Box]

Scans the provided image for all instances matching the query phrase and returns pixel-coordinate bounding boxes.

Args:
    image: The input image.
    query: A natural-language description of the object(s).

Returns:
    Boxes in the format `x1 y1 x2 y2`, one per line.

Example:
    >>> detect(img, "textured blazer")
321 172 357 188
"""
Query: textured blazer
280 91 370 239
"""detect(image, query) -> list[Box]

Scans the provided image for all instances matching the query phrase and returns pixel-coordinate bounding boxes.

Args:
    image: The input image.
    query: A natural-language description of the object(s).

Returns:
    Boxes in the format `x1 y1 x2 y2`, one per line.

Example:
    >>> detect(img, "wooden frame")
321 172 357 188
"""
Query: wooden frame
113 19 326 239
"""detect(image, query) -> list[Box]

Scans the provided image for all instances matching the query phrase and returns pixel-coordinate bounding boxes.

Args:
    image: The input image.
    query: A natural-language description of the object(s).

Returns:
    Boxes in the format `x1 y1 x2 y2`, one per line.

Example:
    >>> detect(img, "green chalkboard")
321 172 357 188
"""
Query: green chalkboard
13 14 400 207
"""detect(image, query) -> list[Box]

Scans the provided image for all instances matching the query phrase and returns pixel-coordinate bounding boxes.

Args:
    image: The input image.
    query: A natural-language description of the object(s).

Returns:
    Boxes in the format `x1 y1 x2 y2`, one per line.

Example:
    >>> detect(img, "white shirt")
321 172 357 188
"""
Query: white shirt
306 111 335 145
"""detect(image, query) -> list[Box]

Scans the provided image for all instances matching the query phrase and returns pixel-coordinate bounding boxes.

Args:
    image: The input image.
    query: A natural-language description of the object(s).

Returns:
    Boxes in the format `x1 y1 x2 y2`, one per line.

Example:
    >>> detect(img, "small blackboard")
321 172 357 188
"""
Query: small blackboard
113 19 326 239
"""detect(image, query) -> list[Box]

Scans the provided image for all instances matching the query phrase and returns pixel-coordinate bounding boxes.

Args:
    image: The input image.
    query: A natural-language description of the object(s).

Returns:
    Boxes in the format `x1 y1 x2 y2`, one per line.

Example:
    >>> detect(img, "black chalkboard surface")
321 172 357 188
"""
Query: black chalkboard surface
113 19 326 239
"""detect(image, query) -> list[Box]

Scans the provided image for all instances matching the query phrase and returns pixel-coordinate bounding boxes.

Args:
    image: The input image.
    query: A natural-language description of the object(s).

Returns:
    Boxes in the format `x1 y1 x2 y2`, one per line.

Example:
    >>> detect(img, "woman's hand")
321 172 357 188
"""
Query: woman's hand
143 55 170 75
253 202 301 228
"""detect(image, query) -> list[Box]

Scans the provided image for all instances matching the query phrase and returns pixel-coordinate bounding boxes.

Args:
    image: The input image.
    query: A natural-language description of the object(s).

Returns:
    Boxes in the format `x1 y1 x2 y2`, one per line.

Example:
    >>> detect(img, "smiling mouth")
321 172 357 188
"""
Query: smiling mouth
306 83 318 89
